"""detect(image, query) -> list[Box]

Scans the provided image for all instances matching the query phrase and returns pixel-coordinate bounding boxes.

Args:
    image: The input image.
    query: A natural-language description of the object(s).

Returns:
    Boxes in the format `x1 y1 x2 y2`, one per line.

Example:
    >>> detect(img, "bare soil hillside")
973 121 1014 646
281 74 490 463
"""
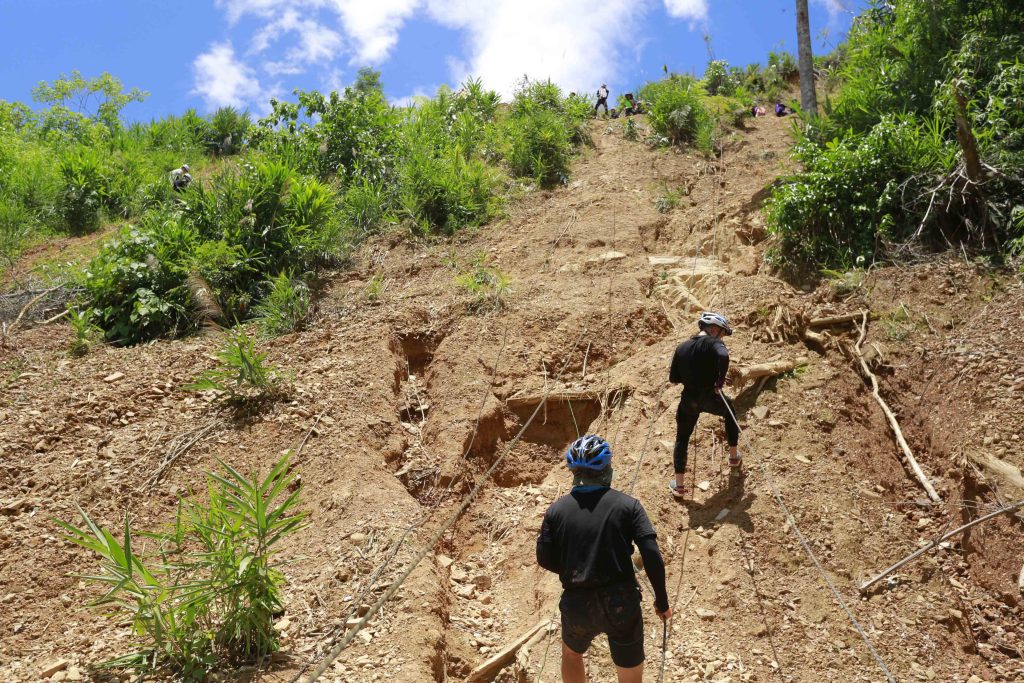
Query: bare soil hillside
1 113 1022 683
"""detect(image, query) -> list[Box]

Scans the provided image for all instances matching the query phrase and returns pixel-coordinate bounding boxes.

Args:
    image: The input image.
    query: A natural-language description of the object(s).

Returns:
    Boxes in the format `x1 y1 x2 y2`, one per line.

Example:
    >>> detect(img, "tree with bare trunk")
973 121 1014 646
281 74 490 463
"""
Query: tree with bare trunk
796 0 818 115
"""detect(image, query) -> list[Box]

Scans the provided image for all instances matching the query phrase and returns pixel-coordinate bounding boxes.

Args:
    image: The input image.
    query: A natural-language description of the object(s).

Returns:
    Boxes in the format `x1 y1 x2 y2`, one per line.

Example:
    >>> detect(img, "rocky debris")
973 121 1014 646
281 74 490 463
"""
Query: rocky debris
38 660 68 678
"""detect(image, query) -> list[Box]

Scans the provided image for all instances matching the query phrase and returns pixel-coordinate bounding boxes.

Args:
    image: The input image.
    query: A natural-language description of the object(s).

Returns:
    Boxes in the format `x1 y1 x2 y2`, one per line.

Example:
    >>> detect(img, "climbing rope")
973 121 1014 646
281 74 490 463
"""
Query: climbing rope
625 380 669 495
718 397 898 683
300 329 584 682
287 322 511 682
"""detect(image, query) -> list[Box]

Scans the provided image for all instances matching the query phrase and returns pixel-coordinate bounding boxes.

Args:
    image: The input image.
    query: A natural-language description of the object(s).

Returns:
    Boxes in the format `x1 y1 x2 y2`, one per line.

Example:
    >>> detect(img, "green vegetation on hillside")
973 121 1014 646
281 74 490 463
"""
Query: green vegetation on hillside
1 71 604 342
767 0 1024 272
3 60 782 343
58 454 306 680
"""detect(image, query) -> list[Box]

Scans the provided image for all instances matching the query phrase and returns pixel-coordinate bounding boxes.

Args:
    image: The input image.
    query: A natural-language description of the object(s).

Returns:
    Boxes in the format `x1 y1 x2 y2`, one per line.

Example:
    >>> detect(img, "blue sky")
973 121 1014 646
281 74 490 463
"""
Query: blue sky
0 0 861 122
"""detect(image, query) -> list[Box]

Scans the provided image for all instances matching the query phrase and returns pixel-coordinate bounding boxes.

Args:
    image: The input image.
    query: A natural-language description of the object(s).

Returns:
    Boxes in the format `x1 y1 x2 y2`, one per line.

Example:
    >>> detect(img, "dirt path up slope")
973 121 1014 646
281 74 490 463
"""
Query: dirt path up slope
2 112 1021 683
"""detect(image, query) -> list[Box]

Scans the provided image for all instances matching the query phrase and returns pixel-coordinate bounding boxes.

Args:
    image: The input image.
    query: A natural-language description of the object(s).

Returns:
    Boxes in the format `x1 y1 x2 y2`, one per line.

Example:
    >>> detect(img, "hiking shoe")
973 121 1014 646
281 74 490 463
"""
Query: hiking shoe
669 480 686 499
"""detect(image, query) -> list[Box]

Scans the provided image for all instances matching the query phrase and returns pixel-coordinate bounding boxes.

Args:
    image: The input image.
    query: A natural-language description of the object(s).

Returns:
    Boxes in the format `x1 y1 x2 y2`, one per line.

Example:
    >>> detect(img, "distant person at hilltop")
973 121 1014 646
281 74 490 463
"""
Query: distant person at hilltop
622 93 642 116
169 164 192 192
774 100 793 117
595 84 610 116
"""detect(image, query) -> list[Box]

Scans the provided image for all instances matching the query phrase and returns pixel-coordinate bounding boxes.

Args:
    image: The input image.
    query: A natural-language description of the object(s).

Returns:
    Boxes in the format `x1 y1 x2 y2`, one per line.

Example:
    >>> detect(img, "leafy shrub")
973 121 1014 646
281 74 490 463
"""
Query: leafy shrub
83 217 198 343
186 328 284 401
207 106 250 155
253 272 310 337
502 79 590 187
639 76 714 151
365 273 388 301
766 114 956 269
58 147 109 233
340 178 394 235
84 160 339 343
396 92 504 233
703 60 740 96
655 185 689 213
255 85 401 184
767 51 798 79
623 118 639 141
398 145 502 234
57 454 306 679
770 0 1024 270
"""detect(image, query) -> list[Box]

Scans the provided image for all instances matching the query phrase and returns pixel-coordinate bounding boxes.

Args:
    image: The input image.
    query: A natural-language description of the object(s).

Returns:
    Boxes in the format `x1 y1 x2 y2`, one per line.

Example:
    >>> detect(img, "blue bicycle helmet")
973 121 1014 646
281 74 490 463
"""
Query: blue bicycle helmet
565 435 612 471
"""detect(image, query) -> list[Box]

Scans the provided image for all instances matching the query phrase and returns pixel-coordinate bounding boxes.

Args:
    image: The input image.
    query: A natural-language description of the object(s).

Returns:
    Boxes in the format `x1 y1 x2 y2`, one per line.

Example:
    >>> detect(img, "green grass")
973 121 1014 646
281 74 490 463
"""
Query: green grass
455 256 512 313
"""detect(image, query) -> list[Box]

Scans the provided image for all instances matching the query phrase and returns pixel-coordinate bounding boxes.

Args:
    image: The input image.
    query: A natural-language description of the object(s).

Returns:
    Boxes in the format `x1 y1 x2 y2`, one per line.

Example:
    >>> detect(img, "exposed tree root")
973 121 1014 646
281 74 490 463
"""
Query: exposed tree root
850 312 941 502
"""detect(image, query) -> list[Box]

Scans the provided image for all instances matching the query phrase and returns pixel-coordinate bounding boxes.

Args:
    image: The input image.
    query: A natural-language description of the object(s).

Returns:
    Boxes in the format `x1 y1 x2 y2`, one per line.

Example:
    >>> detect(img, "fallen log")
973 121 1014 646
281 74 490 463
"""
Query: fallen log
729 357 808 390
853 313 941 502
859 498 1024 593
505 385 629 409
809 311 878 328
967 452 1024 494
467 619 554 682
802 329 827 347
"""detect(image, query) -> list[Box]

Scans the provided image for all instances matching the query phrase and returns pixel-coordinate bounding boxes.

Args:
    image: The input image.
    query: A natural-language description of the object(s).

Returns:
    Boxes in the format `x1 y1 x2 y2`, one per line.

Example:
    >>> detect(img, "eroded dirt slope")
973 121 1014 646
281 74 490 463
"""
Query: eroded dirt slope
1 113 1022 683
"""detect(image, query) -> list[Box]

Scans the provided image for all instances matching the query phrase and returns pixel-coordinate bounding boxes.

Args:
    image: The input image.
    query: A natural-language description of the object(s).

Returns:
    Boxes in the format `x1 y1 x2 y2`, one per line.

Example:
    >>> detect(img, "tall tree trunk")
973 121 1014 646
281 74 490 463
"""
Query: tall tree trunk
796 0 818 115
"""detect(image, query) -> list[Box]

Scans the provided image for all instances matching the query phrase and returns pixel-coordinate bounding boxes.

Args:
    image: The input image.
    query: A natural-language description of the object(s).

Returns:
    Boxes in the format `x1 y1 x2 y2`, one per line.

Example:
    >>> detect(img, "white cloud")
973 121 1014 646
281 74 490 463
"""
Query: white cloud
812 0 849 19
192 42 266 110
216 0 418 69
390 86 433 108
426 0 659 98
663 0 708 22
328 0 420 64
250 8 343 64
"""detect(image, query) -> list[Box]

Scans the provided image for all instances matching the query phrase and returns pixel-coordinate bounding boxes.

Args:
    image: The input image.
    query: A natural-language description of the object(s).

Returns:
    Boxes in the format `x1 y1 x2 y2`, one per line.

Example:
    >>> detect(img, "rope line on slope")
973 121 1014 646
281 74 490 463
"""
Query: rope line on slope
625 381 669 496
658 429 699 683
289 322 510 682
737 531 787 679
719 397 898 683
302 330 586 682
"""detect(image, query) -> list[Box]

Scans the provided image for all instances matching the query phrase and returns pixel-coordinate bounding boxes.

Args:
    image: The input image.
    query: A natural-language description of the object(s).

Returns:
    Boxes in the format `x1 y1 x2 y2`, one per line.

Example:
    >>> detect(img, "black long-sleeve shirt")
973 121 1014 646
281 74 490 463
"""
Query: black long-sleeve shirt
669 334 730 391
537 487 670 612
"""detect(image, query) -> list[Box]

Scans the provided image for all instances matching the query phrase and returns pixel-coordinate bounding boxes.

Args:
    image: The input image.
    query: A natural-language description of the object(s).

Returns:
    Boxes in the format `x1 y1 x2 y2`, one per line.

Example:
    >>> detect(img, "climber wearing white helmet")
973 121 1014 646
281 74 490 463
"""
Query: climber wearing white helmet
666 312 740 499
169 163 192 192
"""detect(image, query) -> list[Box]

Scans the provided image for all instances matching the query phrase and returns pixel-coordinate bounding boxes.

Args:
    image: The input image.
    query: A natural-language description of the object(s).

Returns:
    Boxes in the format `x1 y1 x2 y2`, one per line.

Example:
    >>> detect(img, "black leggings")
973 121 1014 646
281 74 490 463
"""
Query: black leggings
673 390 740 474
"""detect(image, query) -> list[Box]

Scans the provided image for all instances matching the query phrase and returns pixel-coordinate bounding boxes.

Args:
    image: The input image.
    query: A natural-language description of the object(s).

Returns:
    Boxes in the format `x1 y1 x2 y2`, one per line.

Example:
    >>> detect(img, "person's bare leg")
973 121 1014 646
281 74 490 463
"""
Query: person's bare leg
616 662 644 683
562 642 586 683
675 471 686 489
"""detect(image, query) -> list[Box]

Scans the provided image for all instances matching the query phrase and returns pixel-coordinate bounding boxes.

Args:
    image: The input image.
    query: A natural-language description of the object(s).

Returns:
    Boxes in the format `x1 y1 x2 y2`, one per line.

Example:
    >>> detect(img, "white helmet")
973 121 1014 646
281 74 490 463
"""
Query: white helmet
698 311 732 335
182 164 190 172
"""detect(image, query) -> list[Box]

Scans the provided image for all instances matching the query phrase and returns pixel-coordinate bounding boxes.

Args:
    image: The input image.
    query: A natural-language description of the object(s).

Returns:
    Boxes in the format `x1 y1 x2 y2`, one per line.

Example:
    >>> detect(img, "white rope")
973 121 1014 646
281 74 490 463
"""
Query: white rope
719 397 897 683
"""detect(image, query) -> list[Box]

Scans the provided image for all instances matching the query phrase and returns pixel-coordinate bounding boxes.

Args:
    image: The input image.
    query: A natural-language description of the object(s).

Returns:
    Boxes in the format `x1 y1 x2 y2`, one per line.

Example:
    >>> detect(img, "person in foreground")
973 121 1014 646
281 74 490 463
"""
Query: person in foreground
537 434 671 682
668 312 741 499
